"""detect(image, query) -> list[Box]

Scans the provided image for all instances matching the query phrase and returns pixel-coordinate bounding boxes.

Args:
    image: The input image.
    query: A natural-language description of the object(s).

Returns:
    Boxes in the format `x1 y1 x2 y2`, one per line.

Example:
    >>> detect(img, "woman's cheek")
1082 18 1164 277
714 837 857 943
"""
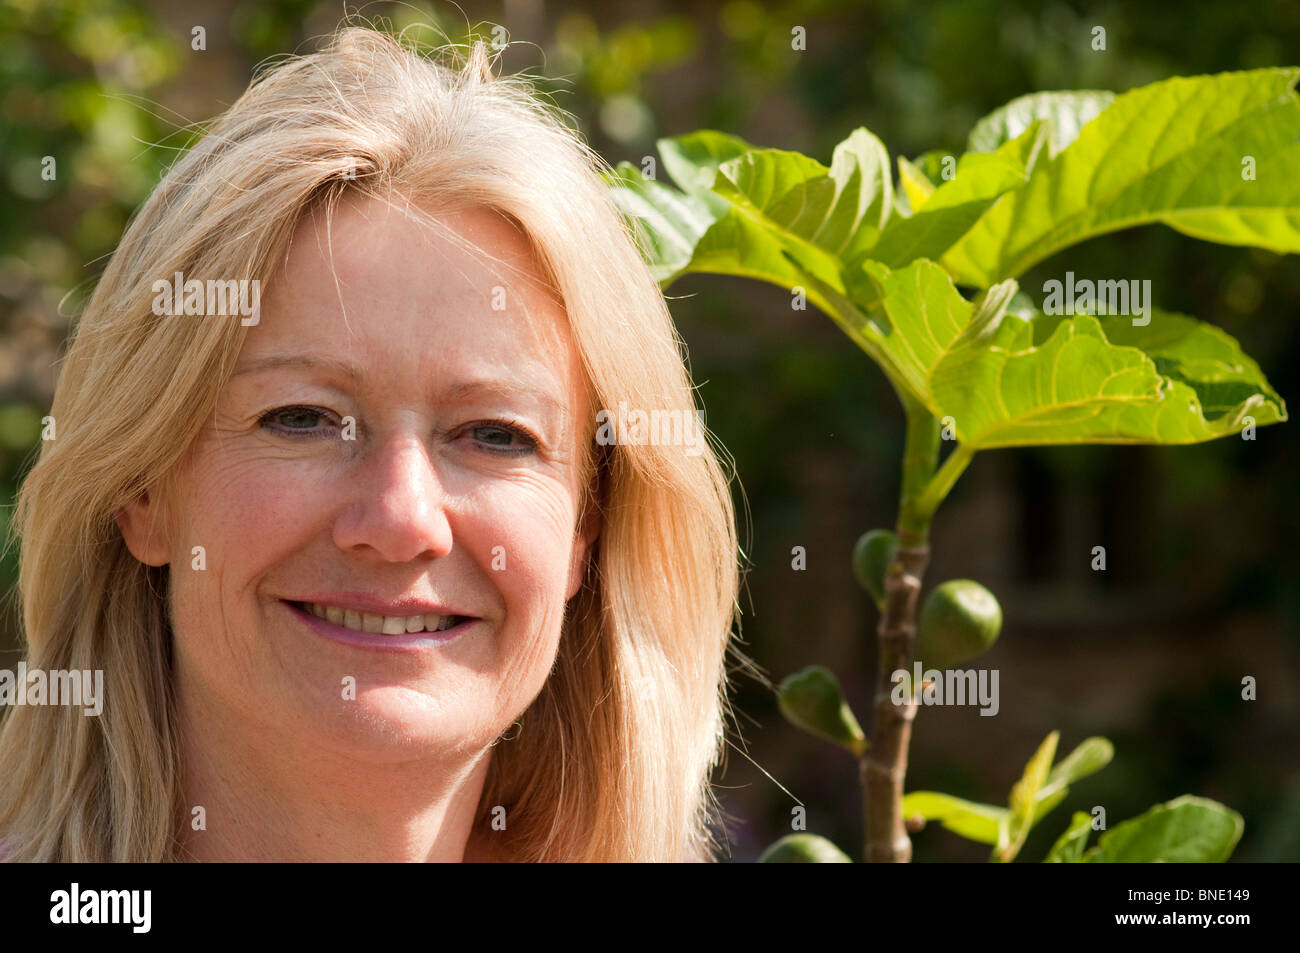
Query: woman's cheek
188 450 330 544
469 478 577 591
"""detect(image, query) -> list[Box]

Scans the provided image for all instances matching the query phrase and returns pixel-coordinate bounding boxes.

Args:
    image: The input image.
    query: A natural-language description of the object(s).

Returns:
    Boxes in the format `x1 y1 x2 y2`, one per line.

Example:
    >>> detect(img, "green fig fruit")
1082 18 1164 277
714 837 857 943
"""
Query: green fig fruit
916 579 1002 670
852 529 898 607
758 833 853 863
777 666 867 756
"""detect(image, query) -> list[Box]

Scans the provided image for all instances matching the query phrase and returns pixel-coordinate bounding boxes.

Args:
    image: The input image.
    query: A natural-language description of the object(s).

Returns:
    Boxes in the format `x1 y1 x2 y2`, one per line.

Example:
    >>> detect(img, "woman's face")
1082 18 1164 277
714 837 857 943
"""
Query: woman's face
118 194 599 763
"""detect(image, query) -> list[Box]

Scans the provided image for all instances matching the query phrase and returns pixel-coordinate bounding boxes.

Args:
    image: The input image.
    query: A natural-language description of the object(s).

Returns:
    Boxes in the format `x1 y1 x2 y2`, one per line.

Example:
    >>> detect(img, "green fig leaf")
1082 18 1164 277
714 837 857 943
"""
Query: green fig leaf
995 730 1060 862
911 149 956 189
1039 736 1115 802
1083 796 1244 862
905 735 1113 852
896 155 936 216
711 126 893 260
901 791 1009 845
966 90 1116 158
608 161 723 285
609 75 1291 459
945 69 1300 284
849 258 1286 447
931 306 1288 448
657 129 755 195
867 121 1044 268
1044 811 1095 863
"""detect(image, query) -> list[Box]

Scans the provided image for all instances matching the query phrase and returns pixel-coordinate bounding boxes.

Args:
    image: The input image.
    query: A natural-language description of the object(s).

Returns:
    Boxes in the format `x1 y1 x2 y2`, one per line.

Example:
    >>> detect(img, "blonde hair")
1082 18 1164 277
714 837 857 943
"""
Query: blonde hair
0 24 743 862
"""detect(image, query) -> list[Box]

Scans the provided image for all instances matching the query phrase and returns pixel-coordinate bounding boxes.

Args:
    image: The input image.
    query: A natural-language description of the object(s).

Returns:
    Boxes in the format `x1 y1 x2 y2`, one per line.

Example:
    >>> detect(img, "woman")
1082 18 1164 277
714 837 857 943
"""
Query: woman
0 26 742 862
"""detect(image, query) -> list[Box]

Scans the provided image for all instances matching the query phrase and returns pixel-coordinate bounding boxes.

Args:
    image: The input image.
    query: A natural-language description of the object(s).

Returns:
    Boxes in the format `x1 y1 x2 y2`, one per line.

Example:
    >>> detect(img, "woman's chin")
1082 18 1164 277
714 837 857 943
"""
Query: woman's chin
298 685 500 760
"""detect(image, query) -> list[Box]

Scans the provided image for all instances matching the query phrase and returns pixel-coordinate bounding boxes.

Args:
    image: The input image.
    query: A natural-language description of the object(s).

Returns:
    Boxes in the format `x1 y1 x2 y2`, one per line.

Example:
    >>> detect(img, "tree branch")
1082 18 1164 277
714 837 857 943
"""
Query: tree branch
864 396 937 862
863 542 929 861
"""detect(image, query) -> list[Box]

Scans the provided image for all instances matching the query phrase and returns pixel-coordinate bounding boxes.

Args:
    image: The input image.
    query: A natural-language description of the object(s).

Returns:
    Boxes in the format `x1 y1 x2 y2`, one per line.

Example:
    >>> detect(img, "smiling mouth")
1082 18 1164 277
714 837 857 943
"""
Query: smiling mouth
286 600 471 636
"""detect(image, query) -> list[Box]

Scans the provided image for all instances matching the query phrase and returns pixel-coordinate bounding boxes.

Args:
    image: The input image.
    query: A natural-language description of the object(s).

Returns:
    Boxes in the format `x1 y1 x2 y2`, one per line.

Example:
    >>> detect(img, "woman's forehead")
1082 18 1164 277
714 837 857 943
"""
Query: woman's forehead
239 193 589 416
288 193 543 288
264 194 558 331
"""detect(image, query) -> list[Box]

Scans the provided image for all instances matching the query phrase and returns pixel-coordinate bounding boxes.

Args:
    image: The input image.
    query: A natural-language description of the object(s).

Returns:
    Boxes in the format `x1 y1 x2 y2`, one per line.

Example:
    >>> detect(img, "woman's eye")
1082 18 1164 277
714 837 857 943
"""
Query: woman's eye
472 420 538 455
257 409 535 451
259 406 336 436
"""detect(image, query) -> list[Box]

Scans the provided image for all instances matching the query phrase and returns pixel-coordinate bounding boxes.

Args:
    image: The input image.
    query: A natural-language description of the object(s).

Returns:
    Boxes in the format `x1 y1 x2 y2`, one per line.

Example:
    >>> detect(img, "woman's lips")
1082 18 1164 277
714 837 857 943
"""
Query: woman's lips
297 599 463 634
283 599 476 652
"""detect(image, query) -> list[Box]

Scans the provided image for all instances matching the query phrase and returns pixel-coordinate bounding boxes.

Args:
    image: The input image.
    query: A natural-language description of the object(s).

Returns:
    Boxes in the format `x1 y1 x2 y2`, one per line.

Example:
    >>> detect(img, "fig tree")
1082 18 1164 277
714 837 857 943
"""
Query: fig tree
916 579 1001 670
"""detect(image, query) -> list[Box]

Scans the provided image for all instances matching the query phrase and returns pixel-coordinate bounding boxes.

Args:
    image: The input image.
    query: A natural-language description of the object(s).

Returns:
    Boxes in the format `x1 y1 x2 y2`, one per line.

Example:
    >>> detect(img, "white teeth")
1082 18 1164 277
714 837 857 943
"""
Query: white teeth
304 603 459 635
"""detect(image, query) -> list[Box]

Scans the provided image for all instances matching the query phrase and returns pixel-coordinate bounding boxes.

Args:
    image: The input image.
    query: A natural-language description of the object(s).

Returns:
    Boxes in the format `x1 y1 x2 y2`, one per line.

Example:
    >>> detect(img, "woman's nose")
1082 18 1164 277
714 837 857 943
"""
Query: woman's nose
332 433 453 563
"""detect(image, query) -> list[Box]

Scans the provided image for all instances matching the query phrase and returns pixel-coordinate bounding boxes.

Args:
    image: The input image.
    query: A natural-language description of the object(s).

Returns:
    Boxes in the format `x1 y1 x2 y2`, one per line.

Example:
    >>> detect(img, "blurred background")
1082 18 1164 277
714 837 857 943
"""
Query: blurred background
2 0 1297 862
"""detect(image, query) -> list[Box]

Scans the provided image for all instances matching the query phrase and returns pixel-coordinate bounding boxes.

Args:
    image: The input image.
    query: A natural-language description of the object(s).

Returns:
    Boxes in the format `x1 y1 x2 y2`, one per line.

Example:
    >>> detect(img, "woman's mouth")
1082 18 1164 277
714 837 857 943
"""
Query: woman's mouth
283 600 476 650
293 600 466 633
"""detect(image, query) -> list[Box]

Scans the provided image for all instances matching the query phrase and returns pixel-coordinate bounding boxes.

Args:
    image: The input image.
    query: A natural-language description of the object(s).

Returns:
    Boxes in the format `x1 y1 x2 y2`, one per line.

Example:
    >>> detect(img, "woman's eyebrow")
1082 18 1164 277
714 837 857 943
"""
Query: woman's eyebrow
230 354 565 415
231 354 361 381
440 378 566 417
